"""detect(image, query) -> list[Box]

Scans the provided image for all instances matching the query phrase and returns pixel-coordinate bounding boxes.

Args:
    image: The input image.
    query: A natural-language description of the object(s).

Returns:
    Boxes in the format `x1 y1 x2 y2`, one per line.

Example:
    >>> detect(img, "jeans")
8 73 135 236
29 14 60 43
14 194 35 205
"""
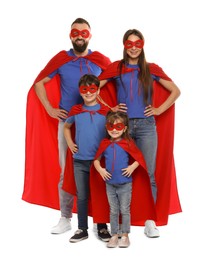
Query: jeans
129 117 158 203
106 182 132 235
58 121 74 218
74 159 107 231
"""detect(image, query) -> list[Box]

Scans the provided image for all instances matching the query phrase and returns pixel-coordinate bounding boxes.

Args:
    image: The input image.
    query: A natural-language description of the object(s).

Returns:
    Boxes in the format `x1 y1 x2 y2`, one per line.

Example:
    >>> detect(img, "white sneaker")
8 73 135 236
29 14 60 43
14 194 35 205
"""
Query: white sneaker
144 220 160 238
51 217 71 234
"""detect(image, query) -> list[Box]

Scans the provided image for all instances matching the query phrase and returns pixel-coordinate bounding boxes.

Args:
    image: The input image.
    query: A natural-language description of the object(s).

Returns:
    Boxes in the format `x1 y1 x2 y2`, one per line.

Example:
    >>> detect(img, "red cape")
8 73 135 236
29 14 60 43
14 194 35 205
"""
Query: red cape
98 61 182 225
22 50 117 209
90 138 157 225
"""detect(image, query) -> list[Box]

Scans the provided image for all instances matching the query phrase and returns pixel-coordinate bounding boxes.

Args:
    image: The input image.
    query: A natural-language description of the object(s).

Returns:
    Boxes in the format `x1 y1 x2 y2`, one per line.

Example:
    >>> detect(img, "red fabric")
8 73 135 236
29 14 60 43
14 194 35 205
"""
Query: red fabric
68 102 110 117
98 61 182 225
90 138 157 225
22 50 116 209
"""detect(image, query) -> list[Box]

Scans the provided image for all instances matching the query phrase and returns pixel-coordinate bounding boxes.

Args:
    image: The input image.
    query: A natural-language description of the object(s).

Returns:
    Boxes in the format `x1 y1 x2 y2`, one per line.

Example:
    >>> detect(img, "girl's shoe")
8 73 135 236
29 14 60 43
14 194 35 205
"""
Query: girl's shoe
107 235 118 248
118 236 130 248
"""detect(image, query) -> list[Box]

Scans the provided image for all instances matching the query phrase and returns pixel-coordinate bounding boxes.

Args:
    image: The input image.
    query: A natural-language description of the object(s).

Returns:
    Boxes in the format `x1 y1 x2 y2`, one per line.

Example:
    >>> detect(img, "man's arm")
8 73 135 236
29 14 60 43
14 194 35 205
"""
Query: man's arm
34 76 68 120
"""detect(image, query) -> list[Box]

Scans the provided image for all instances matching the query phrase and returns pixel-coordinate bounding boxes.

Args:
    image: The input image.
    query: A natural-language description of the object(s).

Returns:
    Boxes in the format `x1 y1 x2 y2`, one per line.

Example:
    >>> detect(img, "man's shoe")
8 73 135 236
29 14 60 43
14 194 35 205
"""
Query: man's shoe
144 220 160 238
118 236 130 248
69 229 88 243
107 235 118 248
98 228 111 242
51 217 71 234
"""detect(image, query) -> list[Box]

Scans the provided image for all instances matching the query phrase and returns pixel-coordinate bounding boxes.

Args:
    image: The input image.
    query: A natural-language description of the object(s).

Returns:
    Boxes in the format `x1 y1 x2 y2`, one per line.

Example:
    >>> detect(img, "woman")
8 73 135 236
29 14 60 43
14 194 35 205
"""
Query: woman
98 29 182 237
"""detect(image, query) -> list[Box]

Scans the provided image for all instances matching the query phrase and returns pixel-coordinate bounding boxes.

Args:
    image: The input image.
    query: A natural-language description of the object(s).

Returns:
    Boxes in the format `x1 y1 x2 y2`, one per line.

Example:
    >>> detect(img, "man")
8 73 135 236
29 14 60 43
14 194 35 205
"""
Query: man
22 18 116 242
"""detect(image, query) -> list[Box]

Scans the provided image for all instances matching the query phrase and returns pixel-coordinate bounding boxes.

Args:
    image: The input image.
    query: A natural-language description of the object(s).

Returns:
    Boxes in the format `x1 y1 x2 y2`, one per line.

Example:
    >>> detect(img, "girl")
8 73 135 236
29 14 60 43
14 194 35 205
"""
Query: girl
94 111 147 248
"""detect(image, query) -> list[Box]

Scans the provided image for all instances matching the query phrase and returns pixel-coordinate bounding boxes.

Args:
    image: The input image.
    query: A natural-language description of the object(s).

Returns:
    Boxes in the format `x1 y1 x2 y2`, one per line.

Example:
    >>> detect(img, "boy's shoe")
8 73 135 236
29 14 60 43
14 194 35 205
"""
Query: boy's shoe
118 236 130 248
144 220 160 238
107 235 118 248
69 229 88 243
98 228 111 242
51 217 71 234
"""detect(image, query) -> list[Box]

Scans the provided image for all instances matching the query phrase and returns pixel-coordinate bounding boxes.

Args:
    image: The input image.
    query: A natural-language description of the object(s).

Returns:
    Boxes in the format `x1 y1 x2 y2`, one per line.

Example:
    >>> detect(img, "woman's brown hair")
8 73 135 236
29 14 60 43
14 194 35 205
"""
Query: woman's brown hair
118 29 153 105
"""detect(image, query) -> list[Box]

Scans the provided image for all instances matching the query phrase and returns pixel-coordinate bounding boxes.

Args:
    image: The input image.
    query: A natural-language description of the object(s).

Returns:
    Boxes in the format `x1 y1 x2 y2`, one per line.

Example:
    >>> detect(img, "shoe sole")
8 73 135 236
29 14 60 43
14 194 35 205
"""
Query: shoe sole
119 245 129 248
144 230 160 238
69 236 88 243
98 237 111 242
107 245 117 248
51 226 71 234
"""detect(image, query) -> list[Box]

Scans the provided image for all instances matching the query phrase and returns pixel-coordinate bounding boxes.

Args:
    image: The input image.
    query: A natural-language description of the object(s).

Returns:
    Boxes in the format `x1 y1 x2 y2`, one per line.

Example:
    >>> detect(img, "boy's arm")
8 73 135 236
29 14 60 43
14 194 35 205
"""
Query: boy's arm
63 122 78 154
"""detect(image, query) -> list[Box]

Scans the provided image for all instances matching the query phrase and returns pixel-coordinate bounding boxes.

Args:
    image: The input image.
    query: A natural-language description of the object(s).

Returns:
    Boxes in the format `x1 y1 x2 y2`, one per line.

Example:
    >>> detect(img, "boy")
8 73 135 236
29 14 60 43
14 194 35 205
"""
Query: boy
64 74 111 242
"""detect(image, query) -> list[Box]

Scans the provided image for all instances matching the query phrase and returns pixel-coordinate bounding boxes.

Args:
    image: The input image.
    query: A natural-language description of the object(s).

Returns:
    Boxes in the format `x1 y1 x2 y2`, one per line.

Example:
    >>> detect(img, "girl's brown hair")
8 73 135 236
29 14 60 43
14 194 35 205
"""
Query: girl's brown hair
106 111 131 140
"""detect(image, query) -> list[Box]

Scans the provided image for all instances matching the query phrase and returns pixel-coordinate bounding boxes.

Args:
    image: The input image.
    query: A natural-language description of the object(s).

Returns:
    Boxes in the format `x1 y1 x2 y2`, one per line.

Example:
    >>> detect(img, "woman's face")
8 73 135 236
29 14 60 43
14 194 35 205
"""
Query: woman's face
125 34 143 61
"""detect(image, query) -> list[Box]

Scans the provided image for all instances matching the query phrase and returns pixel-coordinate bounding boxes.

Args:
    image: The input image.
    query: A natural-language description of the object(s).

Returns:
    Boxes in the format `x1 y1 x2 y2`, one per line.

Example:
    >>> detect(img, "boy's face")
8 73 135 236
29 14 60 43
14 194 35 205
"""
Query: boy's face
79 84 100 104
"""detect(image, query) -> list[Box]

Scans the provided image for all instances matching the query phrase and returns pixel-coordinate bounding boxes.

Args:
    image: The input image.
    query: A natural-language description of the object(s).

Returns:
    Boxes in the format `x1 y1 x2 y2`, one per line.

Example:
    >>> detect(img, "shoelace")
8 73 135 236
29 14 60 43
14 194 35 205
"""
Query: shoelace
75 229 83 234
99 228 108 234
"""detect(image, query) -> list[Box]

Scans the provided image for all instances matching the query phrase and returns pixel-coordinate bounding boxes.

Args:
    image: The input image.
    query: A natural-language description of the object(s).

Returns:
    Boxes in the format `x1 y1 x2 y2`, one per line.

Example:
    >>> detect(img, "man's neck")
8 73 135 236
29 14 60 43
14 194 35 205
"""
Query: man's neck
73 49 89 57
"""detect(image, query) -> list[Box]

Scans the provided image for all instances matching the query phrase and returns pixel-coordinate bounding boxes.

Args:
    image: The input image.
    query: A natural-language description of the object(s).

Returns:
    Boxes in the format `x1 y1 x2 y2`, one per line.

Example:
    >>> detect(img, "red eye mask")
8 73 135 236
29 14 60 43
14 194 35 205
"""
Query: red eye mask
70 29 90 38
79 85 98 94
106 122 126 131
124 39 144 49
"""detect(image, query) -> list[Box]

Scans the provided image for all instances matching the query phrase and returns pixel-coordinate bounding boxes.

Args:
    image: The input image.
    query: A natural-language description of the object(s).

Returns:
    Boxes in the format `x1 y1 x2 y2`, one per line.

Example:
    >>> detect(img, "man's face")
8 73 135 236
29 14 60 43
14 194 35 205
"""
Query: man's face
70 23 91 53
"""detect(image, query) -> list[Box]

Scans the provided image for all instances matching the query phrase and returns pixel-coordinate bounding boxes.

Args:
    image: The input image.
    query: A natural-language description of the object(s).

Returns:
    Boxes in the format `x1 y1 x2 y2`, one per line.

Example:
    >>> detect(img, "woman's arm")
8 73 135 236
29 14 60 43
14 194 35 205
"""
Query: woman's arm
144 79 181 117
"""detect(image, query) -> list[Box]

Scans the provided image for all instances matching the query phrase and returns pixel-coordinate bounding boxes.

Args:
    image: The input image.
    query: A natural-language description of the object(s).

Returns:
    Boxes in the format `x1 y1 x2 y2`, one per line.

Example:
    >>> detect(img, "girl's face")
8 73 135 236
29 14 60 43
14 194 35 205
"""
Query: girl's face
106 119 127 141
125 34 143 61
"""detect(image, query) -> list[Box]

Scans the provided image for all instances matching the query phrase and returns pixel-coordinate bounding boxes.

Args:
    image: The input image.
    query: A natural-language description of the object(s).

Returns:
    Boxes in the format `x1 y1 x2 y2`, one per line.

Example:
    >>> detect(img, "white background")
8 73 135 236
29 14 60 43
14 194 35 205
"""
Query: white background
1 0 209 259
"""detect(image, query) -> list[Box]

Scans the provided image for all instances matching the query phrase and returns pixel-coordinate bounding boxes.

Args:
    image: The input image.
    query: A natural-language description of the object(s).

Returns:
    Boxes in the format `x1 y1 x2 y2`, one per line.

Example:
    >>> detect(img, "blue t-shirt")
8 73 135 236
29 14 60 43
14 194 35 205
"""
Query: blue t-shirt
49 49 102 112
111 64 152 119
103 141 132 184
65 104 106 160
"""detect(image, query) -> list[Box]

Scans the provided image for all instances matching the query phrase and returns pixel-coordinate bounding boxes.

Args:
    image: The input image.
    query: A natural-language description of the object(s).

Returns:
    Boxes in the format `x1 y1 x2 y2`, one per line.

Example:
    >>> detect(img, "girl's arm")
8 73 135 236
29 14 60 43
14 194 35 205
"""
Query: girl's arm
94 157 112 181
122 161 139 177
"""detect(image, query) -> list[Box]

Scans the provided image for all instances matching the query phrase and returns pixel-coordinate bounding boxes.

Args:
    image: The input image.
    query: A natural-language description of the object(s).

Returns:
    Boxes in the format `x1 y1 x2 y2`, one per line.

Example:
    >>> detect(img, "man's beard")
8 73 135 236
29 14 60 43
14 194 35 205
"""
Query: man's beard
72 40 88 53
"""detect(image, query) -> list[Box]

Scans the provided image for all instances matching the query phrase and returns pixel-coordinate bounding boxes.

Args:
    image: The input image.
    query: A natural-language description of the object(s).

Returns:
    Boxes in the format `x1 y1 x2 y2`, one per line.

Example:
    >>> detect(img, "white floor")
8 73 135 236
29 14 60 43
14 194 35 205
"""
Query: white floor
2 196 208 260
1 1 209 259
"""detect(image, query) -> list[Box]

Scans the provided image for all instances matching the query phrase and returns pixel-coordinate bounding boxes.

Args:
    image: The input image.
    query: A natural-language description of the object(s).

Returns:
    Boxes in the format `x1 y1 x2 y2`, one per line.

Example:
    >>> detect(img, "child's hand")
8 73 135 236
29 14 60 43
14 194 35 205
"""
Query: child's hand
122 165 135 177
68 142 78 154
98 168 112 181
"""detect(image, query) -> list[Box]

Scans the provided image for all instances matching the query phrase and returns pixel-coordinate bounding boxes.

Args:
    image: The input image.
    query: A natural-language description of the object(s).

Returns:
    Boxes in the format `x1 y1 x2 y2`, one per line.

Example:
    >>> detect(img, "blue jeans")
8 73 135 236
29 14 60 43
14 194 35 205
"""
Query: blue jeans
74 159 91 230
129 117 158 203
74 159 107 231
58 121 74 218
106 182 132 235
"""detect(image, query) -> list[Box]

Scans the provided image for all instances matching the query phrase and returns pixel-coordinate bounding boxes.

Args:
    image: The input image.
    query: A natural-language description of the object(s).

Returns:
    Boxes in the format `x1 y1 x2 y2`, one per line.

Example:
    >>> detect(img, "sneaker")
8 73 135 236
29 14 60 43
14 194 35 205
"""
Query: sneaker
107 235 118 248
144 220 160 238
118 236 130 248
51 217 71 234
98 228 111 242
69 229 88 243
